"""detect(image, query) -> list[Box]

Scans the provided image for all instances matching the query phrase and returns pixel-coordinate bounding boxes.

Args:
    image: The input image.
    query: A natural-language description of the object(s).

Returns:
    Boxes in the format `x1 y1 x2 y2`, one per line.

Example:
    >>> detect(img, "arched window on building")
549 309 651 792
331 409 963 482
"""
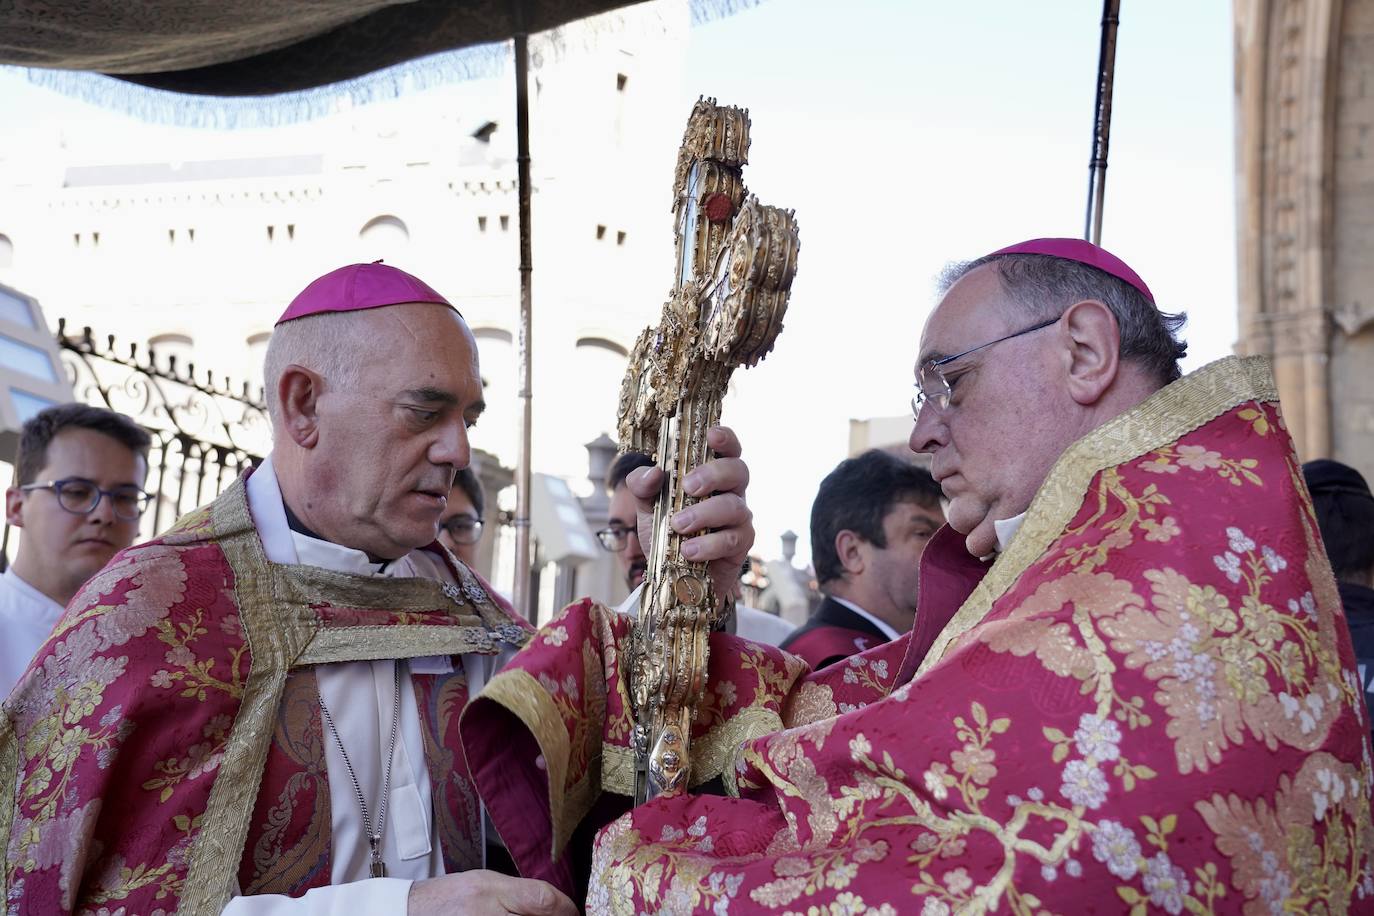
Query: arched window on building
244 331 272 399
471 326 515 464
147 333 195 379
0 234 13 269
359 215 410 261
573 336 629 446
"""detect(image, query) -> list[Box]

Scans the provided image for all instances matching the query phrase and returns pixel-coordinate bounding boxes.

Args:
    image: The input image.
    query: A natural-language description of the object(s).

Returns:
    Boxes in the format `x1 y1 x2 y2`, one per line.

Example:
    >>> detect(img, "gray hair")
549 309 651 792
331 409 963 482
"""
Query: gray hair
262 313 365 427
939 253 1188 384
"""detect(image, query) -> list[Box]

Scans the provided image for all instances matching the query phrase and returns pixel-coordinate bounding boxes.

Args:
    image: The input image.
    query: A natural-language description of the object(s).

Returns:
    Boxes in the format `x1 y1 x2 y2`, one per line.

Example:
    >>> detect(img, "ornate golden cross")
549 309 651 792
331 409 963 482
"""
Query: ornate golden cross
618 99 800 803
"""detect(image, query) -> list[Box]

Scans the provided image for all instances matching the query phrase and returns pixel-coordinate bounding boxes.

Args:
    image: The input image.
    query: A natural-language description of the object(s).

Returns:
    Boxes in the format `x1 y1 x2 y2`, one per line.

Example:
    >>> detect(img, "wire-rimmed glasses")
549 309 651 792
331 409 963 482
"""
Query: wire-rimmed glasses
911 315 1061 419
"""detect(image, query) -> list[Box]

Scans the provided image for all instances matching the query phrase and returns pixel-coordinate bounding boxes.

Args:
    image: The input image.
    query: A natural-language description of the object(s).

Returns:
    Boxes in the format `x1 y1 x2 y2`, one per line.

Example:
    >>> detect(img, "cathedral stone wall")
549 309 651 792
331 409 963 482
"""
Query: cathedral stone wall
1235 0 1374 485
1330 0 1374 469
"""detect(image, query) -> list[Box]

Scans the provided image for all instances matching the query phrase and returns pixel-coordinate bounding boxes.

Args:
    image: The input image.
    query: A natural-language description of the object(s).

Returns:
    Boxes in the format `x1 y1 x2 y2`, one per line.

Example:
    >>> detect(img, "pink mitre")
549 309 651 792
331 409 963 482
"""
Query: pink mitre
276 261 457 325
988 238 1154 305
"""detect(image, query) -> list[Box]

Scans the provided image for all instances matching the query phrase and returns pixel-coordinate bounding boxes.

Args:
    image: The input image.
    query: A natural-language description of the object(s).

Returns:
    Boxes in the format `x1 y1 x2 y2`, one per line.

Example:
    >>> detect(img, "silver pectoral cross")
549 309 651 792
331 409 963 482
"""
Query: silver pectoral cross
369 833 386 878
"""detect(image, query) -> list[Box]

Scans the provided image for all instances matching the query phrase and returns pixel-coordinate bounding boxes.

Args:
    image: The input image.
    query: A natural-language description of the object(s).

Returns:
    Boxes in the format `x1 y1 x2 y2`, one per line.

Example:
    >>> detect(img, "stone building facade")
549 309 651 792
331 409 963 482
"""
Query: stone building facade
1235 0 1374 482
0 0 692 611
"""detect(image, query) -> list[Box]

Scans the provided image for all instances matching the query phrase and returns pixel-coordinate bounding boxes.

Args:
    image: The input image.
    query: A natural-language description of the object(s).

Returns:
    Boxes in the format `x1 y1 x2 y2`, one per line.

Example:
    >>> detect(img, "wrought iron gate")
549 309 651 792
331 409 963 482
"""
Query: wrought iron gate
2 321 270 561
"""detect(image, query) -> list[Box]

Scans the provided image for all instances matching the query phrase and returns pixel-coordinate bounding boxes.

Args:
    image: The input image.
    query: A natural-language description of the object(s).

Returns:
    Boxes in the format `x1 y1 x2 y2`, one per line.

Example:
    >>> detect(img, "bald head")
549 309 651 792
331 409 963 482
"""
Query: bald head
267 302 486 560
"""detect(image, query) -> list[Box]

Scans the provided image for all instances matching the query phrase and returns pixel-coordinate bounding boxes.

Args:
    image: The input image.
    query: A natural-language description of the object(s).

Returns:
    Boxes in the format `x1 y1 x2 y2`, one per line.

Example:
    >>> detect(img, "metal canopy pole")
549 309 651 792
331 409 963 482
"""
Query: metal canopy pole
511 17 535 619
1084 0 1122 245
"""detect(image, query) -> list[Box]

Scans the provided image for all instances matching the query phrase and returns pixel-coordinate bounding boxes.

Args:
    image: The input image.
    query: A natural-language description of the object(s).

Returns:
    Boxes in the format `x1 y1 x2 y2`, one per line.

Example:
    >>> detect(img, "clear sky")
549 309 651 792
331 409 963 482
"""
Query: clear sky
0 0 1236 571
680 0 1236 567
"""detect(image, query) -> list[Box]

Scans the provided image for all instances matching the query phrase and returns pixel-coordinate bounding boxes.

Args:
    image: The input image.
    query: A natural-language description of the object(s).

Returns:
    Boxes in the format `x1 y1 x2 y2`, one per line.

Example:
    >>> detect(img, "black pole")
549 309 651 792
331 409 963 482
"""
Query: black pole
512 19 535 620
1084 0 1122 245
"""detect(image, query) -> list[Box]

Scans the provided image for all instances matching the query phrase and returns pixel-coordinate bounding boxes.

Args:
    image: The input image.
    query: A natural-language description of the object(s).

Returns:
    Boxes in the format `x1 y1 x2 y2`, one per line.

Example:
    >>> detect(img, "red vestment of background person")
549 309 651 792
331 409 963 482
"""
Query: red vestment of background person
464 357 1374 914
0 472 528 914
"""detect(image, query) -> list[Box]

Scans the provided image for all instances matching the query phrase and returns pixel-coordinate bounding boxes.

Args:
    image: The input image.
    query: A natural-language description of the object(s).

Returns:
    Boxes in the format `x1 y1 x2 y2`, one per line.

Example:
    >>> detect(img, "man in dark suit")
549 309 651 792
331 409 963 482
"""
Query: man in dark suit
1303 458 1374 743
781 450 944 669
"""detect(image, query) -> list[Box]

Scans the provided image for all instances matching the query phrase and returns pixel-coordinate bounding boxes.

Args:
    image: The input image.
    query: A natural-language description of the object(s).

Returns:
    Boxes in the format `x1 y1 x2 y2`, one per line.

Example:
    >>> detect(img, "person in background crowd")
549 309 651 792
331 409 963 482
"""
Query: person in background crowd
600 450 793 645
781 449 945 668
438 467 485 569
1303 457 1374 741
1 403 150 695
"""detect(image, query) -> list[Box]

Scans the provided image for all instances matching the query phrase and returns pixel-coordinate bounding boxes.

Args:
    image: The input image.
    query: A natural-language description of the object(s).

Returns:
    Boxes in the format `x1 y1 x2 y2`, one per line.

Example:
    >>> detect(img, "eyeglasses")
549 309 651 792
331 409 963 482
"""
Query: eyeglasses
440 513 484 545
595 524 635 552
911 315 1061 419
20 477 151 520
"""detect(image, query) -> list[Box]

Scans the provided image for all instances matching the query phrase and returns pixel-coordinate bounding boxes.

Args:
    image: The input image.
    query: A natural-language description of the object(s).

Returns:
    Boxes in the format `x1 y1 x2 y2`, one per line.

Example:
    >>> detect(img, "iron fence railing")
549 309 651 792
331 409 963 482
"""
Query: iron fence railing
2 322 271 561
58 320 272 536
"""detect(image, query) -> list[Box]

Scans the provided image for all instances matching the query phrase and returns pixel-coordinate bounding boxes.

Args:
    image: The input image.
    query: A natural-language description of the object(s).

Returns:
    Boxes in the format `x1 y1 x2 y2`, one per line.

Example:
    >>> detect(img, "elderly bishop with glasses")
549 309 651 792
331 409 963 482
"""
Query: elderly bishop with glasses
463 239 1374 913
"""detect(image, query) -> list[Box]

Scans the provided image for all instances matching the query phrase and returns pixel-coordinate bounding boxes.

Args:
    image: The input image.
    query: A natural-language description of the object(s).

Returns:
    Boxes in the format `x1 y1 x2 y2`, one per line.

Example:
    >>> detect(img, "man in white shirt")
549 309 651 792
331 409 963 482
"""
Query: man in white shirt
1 403 151 695
1 263 753 916
780 449 944 669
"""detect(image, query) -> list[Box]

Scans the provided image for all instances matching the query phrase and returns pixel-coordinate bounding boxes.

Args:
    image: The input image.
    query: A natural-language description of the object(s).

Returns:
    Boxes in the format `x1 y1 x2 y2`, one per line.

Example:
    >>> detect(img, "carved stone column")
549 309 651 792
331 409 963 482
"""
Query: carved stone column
1235 0 1374 482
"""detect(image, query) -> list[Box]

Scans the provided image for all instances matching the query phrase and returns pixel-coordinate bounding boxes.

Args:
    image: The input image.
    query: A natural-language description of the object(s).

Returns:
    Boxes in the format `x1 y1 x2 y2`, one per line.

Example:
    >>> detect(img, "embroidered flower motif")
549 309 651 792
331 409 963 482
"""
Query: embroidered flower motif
542 626 569 647
1026 786 1044 802
164 644 195 668
1142 852 1189 914
1091 819 1142 879
842 667 859 685
1040 864 1058 882
870 659 889 680
1261 546 1287 574
1141 516 1181 543
1213 551 1242 584
1313 767 1348 821
1064 859 1083 878
922 762 950 801
1278 691 1325 735
943 868 972 895
849 734 873 759
1072 714 1122 763
1176 444 1222 470
921 901 951 916
714 679 737 708
1141 455 1179 475
950 744 997 785
150 669 173 689
1060 759 1109 809
1226 526 1256 554
1287 592 1317 621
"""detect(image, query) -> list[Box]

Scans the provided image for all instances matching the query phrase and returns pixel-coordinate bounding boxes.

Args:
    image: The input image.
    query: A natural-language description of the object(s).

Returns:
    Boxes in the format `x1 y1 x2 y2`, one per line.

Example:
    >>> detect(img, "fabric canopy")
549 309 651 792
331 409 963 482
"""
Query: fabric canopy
0 0 661 95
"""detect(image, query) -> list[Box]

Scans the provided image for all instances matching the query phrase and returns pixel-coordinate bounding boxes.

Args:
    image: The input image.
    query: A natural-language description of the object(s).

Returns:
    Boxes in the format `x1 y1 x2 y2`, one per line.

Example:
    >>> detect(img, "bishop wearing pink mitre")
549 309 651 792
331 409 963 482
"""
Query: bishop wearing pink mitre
2 264 550 914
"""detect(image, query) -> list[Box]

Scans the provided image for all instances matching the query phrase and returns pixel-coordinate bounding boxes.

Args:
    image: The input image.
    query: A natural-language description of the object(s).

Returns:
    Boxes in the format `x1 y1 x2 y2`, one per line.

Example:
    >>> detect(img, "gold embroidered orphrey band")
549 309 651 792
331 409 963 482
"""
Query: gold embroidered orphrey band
913 354 1280 681
174 477 522 914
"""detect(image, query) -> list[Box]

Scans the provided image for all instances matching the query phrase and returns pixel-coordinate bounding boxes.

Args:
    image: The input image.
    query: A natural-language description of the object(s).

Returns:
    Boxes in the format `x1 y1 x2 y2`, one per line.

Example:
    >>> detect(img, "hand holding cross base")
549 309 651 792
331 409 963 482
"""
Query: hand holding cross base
617 99 799 804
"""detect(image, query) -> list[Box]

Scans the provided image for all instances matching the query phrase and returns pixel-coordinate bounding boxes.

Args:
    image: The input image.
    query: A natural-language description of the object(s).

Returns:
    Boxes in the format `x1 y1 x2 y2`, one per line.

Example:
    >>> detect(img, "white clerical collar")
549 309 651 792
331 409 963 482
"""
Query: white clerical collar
245 455 389 576
2 567 64 615
993 512 1027 553
828 596 902 642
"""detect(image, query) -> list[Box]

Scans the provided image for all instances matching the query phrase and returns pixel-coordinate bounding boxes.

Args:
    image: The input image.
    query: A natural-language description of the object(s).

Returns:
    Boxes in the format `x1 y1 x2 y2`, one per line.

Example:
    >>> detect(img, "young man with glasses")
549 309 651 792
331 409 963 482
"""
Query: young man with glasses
1 403 150 695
